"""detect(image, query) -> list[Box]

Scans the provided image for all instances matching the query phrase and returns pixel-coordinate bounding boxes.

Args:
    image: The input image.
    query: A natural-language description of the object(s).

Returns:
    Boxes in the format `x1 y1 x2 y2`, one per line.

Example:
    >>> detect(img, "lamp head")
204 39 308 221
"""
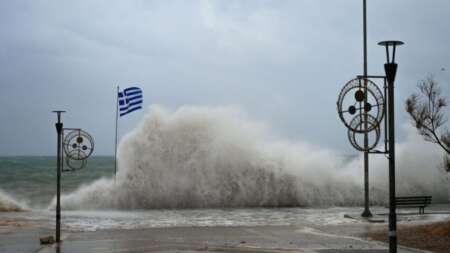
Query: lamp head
378 40 404 64
52 110 66 122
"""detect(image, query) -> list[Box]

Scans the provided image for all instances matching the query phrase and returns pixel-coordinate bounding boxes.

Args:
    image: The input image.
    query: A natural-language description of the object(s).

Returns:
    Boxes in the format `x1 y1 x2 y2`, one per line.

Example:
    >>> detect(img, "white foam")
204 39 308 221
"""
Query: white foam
0 190 27 212
57 105 449 210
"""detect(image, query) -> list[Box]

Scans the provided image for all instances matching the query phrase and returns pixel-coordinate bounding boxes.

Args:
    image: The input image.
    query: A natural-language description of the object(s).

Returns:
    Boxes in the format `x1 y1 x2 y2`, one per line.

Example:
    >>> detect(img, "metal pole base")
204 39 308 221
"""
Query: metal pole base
361 208 373 218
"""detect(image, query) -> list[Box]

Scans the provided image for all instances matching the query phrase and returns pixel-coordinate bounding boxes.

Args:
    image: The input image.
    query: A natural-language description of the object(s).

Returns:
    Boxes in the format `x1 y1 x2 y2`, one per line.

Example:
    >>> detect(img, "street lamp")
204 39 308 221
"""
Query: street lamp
378 40 404 253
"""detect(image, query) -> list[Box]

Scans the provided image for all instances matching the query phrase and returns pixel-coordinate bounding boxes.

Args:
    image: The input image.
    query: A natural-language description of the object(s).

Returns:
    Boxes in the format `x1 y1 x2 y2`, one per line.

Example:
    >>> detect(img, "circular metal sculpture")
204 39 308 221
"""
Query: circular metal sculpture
65 156 88 171
63 129 94 170
337 78 385 133
347 114 381 151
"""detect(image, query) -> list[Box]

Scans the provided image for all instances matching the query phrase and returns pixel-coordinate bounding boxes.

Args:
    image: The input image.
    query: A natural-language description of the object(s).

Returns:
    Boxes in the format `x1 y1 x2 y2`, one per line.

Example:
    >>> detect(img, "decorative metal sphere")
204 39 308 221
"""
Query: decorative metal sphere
337 77 385 133
347 114 381 151
63 129 94 170
65 155 88 171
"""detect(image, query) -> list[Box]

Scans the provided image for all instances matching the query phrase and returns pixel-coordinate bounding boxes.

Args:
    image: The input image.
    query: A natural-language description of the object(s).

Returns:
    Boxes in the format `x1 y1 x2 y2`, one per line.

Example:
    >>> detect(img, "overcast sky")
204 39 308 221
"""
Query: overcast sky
1 0 449 155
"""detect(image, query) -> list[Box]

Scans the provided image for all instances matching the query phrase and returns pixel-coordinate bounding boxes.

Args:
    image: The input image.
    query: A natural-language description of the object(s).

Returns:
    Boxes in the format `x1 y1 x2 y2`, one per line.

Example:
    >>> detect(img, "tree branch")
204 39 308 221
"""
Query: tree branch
405 76 450 160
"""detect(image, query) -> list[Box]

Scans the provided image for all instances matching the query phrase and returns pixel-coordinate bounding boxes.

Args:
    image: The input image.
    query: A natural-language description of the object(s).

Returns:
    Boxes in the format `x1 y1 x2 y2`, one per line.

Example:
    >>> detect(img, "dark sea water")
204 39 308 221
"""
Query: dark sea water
0 156 114 208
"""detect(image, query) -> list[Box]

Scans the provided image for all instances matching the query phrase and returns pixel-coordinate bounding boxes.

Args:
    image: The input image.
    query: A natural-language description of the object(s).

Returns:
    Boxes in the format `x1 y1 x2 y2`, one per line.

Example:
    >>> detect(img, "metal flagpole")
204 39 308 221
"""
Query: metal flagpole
114 86 119 182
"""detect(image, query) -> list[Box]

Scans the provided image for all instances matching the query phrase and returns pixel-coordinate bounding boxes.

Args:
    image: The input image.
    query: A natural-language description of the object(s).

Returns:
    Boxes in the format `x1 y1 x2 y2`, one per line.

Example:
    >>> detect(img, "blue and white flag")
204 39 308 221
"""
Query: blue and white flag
118 87 143 117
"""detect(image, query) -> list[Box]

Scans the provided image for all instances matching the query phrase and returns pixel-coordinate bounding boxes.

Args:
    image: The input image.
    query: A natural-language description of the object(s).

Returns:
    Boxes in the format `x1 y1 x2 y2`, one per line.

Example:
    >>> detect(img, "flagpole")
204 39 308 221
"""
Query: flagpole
114 85 119 182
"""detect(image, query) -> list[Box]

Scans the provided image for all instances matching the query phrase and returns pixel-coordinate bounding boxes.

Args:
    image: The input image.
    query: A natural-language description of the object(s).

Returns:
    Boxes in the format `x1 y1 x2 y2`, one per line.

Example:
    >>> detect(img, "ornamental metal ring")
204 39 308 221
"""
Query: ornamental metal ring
337 77 385 133
347 114 381 152
63 129 94 160
65 152 88 171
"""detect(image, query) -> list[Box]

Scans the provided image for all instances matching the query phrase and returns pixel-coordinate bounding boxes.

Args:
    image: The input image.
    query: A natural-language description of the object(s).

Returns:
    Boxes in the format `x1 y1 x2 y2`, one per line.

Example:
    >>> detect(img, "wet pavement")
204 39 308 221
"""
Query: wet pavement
4 204 449 253
1 225 426 253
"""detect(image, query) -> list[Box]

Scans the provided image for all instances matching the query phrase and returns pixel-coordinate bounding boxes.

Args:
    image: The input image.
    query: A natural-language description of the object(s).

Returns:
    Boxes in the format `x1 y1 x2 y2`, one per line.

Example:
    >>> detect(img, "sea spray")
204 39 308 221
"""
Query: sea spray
369 126 449 201
57 105 448 210
0 190 27 212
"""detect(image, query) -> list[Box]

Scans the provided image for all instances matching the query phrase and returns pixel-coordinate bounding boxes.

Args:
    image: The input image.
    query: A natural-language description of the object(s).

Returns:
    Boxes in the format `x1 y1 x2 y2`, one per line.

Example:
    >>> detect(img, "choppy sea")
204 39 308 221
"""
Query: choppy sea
0 156 113 208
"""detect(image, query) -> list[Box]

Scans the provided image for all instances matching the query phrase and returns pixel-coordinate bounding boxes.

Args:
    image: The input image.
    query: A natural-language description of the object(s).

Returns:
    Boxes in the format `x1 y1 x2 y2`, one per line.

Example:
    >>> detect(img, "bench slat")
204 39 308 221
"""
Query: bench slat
396 200 431 204
396 197 431 200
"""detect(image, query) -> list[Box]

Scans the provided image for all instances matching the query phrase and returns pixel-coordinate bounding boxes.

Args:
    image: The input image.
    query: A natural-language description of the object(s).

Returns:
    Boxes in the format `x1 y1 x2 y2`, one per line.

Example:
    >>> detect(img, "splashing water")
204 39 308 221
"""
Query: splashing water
56 105 447 210
0 190 27 212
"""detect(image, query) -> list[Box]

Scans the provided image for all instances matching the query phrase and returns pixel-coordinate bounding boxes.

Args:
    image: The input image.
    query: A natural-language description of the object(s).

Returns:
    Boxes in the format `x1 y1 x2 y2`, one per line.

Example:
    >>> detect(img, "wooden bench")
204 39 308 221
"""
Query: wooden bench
395 196 432 214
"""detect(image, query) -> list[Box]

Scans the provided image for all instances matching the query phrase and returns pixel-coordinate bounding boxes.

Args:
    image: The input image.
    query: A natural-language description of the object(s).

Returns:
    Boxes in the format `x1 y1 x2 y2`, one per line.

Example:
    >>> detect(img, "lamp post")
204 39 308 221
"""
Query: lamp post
378 40 404 253
52 110 65 243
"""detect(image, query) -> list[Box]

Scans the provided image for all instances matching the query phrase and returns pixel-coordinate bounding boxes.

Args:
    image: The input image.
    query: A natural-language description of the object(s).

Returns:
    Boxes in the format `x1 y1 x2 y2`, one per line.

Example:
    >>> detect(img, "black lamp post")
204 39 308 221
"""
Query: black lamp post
52 110 65 243
378 40 404 253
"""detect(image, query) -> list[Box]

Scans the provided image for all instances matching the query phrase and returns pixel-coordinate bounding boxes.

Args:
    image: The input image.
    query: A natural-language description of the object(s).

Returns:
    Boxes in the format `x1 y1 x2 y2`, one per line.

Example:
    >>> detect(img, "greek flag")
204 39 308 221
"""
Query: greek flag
118 87 143 117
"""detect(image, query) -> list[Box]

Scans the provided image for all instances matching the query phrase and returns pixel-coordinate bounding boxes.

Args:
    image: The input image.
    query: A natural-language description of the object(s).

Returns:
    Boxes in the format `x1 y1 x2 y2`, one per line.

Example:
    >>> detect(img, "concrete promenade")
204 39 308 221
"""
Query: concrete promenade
6 204 450 253
1 224 425 253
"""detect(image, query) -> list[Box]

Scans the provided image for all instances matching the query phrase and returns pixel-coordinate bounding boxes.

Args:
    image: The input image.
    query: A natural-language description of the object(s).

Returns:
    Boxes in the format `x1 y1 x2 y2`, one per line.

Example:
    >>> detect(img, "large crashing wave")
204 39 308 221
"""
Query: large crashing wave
0 190 27 212
59 105 449 210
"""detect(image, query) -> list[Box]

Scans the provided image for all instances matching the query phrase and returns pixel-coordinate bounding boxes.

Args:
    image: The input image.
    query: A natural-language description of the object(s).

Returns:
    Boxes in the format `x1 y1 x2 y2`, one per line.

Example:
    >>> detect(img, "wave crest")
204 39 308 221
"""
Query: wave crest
0 190 27 212
59 105 448 209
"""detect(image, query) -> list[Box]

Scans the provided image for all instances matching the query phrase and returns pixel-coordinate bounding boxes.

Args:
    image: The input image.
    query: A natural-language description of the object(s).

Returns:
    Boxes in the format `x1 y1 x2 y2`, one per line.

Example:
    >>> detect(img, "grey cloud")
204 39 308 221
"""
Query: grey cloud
0 0 449 155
